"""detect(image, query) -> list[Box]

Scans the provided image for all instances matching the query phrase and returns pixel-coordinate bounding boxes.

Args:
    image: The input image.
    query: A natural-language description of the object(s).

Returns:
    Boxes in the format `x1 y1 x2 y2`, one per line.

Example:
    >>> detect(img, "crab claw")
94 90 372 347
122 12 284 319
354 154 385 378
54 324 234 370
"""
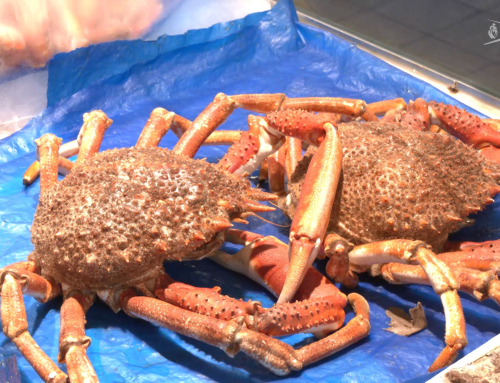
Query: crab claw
428 102 500 149
277 121 343 303
217 108 344 303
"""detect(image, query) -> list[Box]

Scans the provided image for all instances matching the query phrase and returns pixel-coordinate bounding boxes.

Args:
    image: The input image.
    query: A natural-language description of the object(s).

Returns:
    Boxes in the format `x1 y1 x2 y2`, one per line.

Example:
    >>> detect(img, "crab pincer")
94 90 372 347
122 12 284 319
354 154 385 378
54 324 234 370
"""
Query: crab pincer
218 108 344 303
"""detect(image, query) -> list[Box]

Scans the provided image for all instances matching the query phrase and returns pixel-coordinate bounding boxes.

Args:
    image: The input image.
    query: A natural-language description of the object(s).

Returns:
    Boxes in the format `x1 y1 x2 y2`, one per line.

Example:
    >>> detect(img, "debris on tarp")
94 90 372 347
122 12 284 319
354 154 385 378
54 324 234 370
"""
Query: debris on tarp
385 302 428 336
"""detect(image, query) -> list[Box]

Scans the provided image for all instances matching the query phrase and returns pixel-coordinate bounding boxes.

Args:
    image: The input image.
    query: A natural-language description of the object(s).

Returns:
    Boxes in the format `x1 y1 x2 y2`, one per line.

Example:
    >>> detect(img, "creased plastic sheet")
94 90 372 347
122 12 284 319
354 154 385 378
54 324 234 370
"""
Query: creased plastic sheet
0 1 499 382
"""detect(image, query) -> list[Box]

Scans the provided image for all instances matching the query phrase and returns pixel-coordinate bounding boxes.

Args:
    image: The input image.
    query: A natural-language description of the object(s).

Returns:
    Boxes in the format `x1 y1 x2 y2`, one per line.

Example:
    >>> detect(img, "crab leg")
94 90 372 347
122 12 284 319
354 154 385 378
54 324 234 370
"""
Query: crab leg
173 93 366 159
268 144 286 194
35 134 62 193
120 289 303 376
75 110 113 164
121 287 369 376
280 123 342 303
348 240 466 371
158 285 345 337
366 98 407 115
136 108 175 148
297 293 370 366
23 156 74 186
1 273 67 382
214 230 343 301
170 113 242 145
173 93 236 157
23 126 82 186
281 97 366 117
428 102 500 149
372 264 500 306
59 292 98 382
211 230 349 338
0 265 61 303
285 137 302 183
436 251 500 273
218 110 344 302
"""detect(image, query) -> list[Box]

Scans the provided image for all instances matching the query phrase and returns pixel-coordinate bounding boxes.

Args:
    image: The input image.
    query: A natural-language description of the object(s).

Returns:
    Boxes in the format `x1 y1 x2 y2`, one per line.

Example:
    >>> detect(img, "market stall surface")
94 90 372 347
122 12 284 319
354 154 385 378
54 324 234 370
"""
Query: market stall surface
0 1 499 382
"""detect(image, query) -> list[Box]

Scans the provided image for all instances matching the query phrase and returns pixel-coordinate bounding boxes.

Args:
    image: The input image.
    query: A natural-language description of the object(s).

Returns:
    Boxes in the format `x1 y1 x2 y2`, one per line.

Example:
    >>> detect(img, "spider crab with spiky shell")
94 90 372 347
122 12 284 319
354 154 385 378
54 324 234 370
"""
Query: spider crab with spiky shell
4 93 381 382
239 97 500 372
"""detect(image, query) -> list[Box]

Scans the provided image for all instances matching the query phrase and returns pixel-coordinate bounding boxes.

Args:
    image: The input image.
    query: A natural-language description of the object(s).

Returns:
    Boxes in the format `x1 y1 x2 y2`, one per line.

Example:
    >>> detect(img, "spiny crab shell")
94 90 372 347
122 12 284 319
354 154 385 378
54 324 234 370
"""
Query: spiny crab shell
31 147 256 290
285 121 500 250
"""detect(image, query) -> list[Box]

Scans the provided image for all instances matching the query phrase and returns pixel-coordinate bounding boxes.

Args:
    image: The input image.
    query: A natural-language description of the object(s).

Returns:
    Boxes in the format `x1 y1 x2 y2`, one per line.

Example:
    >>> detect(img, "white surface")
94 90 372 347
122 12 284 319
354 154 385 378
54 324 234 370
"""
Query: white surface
0 0 271 140
428 334 500 382
149 0 270 37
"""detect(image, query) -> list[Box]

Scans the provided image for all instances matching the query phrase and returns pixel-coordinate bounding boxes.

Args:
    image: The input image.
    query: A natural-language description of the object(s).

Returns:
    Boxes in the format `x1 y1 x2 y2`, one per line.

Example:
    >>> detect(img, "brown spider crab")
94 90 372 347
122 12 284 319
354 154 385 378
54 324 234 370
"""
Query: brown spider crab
243 98 500 372
4 93 382 382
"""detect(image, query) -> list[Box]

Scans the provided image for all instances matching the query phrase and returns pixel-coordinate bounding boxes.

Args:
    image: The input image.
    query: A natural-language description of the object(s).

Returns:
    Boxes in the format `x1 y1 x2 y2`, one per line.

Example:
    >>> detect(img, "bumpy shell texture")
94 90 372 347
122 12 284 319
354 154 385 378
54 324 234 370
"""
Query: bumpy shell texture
287 122 500 250
31 147 253 289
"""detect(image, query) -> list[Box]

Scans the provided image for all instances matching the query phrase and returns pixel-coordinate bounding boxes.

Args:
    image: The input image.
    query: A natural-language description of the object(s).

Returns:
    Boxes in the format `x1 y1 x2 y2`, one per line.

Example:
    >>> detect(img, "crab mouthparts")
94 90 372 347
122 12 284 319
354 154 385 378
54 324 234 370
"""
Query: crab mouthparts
184 232 226 261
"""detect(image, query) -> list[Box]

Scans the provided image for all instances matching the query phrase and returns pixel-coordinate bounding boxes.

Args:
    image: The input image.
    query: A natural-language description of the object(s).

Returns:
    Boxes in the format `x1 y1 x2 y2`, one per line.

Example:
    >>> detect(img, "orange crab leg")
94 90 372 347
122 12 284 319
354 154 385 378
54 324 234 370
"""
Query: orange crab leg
221 110 343 303
136 108 175 148
121 290 303 376
59 292 98 382
217 114 285 174
366 98 407 115
158 285 345 337
75 110 113 164
35 133 62 193
1 273 68 382
174 93 366 159
361 109 379 122
436 251 500 272
348 240 466 371
281 97 366 117
173 93 236 157
231 93 286 113
214 230 344 302
297 293 370 367
373 264 500 306
23 136 81 185
121 287 369 376
268 144 286 194
23 156 74 186
280 123 342 303
170 113 242 145
285 137 303 183
429 102 500 149
479 145 500 163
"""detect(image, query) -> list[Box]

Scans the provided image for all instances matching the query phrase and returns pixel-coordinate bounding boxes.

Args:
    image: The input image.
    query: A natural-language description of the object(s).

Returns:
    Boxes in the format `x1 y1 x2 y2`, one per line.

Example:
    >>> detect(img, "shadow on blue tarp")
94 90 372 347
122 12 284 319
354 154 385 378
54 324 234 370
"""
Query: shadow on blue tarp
0 0 498 382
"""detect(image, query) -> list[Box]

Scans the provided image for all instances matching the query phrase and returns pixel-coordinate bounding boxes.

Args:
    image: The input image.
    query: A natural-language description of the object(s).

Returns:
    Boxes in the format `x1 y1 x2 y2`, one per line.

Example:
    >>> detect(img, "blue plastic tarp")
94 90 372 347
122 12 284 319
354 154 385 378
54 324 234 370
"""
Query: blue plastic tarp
0 1 499 382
